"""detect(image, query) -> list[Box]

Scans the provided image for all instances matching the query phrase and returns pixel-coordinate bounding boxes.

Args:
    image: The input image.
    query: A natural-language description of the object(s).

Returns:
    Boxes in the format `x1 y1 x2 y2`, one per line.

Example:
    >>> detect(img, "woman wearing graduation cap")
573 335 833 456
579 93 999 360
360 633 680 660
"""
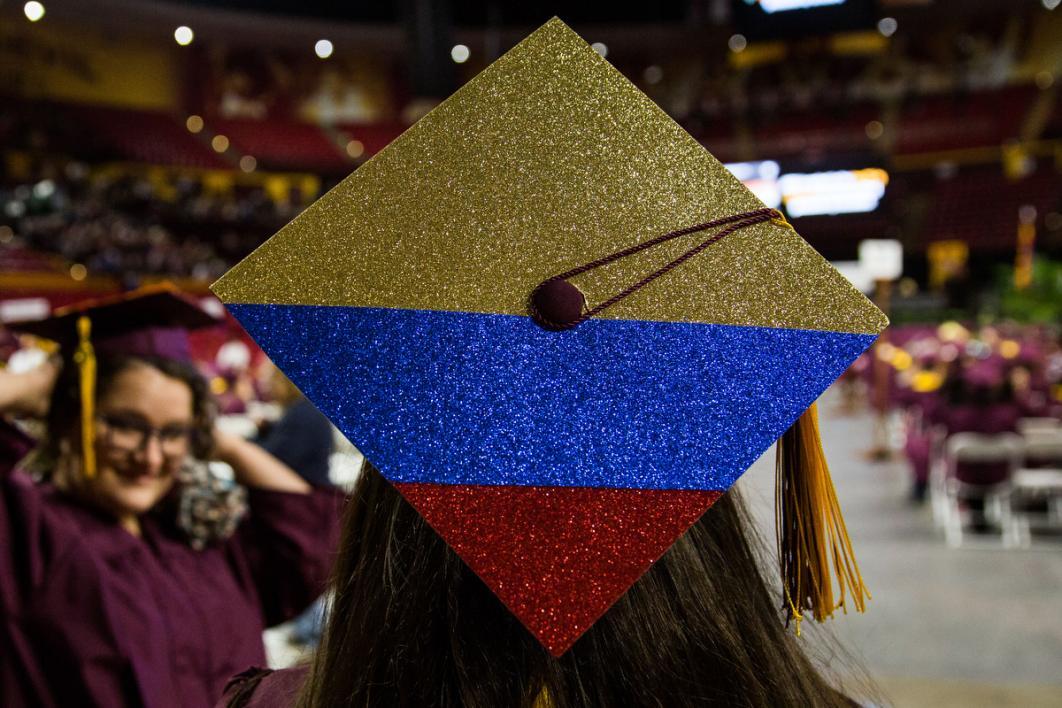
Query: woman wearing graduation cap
0 285 344 707
214 18 887 707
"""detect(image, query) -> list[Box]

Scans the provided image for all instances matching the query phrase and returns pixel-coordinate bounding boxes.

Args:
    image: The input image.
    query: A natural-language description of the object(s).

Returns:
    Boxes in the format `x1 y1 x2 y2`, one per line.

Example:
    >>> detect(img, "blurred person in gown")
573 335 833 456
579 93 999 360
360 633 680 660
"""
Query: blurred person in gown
0 286 345 707
252 361 336 647
253 361 334 489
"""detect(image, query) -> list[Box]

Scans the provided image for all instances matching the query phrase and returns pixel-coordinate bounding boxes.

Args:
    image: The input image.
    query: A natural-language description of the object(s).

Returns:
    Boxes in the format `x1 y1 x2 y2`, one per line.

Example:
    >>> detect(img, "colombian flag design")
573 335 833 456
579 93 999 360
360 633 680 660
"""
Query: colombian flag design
213 19 886 655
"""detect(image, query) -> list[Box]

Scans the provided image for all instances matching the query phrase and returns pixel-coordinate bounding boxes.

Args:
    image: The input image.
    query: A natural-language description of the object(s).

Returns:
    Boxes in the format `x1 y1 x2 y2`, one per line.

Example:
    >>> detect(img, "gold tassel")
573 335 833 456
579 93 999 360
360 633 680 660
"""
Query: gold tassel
74 315 97 479
775 402 869 636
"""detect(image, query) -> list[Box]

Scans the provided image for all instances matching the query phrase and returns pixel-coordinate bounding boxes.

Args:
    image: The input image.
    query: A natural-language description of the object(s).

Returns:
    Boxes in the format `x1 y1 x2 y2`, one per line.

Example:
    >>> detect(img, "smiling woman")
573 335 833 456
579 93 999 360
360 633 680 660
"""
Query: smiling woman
0 285 346 707
43 356 207 536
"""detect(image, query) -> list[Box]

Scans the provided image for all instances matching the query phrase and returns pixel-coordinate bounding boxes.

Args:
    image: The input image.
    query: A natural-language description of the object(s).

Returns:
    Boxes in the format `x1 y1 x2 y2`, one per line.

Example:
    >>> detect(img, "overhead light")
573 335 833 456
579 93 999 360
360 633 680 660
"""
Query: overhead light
315 39 333 59
186 115 204 133
591 42 608 58
877 17 897 37
779 169 889 218
239 156 257 173
643 65 664 85
346 139 365 159
451 44 470 63
1044 0 1060 10
174 26 194 46
32 180 55 199
728 34 748 53
23 2 45 22
760 0 845 12
211 135 229 153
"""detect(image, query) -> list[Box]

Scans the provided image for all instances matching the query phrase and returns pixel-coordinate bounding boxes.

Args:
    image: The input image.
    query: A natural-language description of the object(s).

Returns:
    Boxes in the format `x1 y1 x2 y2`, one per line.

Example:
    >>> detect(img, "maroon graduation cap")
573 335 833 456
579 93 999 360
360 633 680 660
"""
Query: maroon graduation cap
7 283 220 478
8 283 218 362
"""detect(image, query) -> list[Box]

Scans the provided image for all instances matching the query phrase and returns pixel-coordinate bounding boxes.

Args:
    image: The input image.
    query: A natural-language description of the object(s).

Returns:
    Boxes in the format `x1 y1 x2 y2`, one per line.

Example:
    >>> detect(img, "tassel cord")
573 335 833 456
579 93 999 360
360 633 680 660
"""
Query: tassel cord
74 315 97 479
776 402 869 633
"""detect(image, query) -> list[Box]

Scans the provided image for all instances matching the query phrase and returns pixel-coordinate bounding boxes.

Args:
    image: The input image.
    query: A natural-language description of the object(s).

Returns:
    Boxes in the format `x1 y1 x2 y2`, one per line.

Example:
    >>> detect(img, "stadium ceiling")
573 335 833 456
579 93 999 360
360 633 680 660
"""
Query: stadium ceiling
9 0 1034 54
169 0 1026 26
173 0 693 25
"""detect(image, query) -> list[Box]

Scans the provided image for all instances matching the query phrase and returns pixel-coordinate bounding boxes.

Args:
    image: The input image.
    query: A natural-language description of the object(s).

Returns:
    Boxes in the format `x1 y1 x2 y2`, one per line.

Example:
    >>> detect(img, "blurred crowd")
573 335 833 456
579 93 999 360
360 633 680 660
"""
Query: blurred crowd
847 322 1062 507
2 168 307 283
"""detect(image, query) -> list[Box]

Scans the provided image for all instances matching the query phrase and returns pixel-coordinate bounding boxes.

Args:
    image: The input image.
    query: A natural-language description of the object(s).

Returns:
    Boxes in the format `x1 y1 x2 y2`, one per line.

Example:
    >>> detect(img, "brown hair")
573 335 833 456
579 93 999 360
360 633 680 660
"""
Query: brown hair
35 353 215 488
297 465 863 707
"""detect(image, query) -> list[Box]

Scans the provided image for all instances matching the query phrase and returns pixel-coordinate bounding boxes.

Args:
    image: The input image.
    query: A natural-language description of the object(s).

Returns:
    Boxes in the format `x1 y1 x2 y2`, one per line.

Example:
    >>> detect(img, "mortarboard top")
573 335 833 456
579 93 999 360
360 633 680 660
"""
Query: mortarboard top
8 283 219 362
213 18 887 655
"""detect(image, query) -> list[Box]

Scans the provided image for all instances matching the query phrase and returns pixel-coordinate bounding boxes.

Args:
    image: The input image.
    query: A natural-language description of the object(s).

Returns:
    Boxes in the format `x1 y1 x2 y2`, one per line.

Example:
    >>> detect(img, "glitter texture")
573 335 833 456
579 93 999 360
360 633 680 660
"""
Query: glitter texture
226 303 875 491
213 18 889 657
395 482 722 655
213 18 886 336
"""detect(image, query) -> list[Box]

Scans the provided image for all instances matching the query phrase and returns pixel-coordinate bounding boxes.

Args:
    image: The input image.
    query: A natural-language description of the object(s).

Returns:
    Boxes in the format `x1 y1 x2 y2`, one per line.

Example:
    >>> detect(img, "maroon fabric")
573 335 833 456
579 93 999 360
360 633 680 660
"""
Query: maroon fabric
953 461 1010 486
943 404 1021 436
0 460 344 708
904 429 932 484
939 406 1021 488
7 288 218 363
216 666 308 708
94 327 193 362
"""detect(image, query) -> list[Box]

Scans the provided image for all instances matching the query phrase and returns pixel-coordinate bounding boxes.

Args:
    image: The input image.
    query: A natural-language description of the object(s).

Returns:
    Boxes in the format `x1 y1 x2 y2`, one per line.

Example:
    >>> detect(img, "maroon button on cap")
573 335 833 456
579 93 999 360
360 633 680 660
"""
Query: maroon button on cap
529 278 586 330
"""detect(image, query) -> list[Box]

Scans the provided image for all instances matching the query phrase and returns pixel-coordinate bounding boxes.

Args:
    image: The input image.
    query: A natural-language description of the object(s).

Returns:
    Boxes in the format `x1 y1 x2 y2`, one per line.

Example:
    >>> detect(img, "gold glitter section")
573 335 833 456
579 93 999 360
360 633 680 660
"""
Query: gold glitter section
213 18 886 336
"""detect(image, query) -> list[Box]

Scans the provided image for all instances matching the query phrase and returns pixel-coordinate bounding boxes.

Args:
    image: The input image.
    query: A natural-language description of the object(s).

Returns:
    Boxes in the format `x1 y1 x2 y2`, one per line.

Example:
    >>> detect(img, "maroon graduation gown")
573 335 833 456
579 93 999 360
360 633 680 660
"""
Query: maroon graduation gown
215 666 308 708
0 439 344 707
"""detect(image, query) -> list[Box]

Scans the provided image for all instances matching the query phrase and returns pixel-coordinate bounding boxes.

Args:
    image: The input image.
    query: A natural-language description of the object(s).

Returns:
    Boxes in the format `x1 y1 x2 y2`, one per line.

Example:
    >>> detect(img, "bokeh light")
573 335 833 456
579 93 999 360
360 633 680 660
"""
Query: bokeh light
23 2 45 22
451 44 470 63
174 26 194 46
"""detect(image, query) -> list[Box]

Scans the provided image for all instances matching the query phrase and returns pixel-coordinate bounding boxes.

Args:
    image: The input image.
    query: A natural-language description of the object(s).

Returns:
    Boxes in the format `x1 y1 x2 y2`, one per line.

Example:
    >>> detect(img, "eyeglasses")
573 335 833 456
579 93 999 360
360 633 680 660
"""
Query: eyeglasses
97 413 193 457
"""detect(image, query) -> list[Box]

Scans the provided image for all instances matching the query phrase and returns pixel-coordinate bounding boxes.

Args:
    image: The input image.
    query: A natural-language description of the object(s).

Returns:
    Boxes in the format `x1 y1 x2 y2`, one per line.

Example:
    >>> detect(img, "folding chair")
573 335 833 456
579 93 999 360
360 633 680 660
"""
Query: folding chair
941 432 1024 548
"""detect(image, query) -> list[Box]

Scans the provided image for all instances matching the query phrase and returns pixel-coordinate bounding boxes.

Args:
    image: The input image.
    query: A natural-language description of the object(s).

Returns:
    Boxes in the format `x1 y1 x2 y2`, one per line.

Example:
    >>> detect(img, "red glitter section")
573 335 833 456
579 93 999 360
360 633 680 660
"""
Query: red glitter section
394 483 722 656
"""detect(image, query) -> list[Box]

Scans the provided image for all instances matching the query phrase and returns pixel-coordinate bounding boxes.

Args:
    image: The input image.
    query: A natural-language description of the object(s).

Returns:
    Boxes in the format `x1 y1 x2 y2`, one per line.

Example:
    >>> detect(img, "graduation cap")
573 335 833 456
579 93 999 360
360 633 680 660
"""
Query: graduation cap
8 283 220 478
213 18 887 655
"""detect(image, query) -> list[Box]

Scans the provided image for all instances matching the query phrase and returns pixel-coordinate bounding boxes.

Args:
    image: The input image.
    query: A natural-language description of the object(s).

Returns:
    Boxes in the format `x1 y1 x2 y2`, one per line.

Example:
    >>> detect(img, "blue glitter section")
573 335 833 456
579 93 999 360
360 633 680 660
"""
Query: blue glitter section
227 304 875 491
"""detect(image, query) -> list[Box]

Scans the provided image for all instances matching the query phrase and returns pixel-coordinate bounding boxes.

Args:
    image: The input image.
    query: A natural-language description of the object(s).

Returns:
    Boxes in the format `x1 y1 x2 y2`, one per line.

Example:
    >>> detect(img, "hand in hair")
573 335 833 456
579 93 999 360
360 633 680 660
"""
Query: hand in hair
0 359 59 418
212 428 313 494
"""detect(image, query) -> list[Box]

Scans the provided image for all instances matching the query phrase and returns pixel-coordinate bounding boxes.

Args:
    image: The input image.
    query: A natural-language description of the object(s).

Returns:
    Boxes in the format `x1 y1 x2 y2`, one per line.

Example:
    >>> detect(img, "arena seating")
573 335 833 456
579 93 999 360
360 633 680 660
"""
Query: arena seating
209 117 350 172
333 122 406 159
753 104 879 158
924 167 1058 250
74 105 231 169
0 247 67 274
895 85 1038 155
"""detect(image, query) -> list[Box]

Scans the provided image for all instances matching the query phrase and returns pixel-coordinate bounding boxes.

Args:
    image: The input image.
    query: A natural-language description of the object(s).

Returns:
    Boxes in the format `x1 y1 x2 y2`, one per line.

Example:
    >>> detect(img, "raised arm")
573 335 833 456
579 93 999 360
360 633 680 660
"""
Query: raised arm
0 361 57 420
213 428 312 493
214 428 344 626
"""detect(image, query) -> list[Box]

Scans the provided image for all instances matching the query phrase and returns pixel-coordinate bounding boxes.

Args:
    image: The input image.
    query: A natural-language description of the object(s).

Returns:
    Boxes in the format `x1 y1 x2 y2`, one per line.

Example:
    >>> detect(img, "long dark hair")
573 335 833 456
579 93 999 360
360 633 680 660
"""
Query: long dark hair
297 465 859 707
